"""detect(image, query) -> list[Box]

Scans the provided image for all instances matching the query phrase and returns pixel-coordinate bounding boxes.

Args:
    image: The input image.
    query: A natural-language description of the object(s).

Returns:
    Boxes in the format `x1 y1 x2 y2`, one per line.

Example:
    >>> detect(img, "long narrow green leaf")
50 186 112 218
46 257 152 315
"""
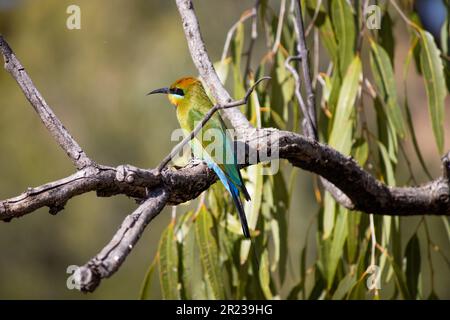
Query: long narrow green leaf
375 97 398 167
332 272 357 300
139 256 157 300
390 256 411 299
270 219 280 272
214 58 231 85
379 11 395 63
231 22 246 99
327 71 342 116
328 56 362 155
377 141 396 185
270 51 293 127
331 0 355 75
403 38 433 179
305 0 338 62
327 208 349 288
440 4 450 92
442 217 450 243
346 211 361 264
405 233 421 299
419 30 447 153
158 221 180 300
240 163 263 264
370 40 405 137
322 192 336 240
259 249 273 300
182 222 207 299
272 171 288 283
404 96 433 179
195 207 225 299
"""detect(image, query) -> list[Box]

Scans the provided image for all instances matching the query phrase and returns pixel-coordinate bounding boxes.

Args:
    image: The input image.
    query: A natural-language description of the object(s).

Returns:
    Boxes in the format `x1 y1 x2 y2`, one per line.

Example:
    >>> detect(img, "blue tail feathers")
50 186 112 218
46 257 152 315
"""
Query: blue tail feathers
206 160 250 238
229 183 251 238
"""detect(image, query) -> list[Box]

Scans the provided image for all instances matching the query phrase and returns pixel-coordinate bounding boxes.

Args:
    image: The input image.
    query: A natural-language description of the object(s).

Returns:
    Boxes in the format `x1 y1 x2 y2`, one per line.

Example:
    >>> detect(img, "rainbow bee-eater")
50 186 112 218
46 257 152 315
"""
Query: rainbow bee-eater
148 77 251 238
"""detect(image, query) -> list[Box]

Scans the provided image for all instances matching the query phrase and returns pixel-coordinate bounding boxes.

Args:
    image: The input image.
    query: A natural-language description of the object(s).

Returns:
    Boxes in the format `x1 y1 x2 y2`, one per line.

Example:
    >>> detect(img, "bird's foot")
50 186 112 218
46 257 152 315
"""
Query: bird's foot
189 157 206 166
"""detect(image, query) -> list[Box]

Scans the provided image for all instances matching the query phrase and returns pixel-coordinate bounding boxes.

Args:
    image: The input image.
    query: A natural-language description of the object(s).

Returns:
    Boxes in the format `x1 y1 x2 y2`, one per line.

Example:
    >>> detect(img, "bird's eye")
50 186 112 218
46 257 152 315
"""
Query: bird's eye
170 88 185 96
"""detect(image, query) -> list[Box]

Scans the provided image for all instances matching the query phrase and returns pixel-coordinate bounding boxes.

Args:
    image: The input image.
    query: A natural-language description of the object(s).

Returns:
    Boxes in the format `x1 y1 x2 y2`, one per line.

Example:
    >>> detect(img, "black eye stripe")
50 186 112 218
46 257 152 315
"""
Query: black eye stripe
170 88 184 96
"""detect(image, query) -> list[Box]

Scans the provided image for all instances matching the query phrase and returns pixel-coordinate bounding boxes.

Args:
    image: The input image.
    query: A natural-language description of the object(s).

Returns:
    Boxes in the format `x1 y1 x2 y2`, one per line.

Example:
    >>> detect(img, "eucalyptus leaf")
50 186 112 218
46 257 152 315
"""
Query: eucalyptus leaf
195 207 225 299
182 223 207 299
328 56 361 155
140 256 157 300
327 207 349 288
370 40 405 137
405 233 421 299
158 221 180 300
331 0 356 75
259 250 273 300
419 30 447 153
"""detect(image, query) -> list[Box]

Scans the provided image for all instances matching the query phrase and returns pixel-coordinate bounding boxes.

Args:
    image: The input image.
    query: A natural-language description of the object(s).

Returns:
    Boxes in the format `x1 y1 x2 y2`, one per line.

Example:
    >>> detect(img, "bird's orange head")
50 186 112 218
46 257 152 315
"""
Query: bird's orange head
147 76 200 107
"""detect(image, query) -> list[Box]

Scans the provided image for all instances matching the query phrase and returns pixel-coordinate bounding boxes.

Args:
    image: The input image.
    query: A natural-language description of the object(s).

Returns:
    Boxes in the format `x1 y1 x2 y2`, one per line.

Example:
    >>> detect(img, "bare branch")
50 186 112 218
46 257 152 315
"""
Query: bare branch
75 188 169 292
0 36 92 170
243 0 260 86
271 0 286 54
2 129 449 222
0 165 155 221
290 0 317 139
175 0 251 130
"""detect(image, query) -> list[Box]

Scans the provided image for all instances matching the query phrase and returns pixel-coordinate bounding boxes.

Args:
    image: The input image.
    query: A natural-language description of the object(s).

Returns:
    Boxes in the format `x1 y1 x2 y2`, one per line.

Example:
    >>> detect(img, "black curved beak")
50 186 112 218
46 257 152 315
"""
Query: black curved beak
147 87 170 95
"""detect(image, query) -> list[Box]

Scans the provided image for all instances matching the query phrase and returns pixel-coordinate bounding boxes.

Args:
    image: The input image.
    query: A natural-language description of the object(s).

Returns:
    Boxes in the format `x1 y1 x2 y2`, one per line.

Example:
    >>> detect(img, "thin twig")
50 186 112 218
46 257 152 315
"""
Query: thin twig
367 214 379 296
290 0 317 139
271 0 286 54
287 0 353 206
356 0 369 54
243 0 261 86
312 28 319 88
305 0 322 36
285 56 308 125
389 0 421 32
221 9 257 62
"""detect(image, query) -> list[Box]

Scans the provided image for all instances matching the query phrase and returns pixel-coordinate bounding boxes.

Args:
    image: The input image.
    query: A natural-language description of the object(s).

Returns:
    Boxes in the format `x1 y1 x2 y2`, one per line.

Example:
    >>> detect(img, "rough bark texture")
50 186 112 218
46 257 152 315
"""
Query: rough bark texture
74 188 169 292
0 0 449 292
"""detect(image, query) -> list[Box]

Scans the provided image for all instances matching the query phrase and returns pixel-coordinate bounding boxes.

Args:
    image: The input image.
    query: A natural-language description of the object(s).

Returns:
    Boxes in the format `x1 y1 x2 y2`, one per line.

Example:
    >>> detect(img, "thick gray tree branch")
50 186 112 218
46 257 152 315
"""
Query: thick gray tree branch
2 129 449 221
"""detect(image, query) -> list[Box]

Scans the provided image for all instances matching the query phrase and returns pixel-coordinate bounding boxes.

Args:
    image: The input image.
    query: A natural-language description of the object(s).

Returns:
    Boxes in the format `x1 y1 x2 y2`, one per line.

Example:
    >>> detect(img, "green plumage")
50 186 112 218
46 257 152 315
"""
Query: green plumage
165 77 251 238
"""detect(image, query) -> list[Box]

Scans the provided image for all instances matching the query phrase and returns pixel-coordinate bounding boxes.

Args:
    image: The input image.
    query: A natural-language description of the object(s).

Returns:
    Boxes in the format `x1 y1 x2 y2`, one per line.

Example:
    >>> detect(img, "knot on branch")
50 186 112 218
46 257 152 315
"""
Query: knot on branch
161 160 216 205
75 265 101 293
48 200 67 215
433 178 450 211
115 165 159 187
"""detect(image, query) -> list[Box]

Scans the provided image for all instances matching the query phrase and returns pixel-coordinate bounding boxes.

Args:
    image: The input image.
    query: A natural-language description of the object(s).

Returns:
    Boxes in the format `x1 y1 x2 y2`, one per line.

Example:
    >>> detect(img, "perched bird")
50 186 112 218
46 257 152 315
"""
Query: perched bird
148 77 251 238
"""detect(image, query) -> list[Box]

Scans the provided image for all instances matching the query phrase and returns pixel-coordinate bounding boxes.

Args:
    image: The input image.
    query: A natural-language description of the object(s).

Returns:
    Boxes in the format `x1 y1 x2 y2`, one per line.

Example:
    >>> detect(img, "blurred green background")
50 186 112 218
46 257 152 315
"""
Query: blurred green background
0 0 448 299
